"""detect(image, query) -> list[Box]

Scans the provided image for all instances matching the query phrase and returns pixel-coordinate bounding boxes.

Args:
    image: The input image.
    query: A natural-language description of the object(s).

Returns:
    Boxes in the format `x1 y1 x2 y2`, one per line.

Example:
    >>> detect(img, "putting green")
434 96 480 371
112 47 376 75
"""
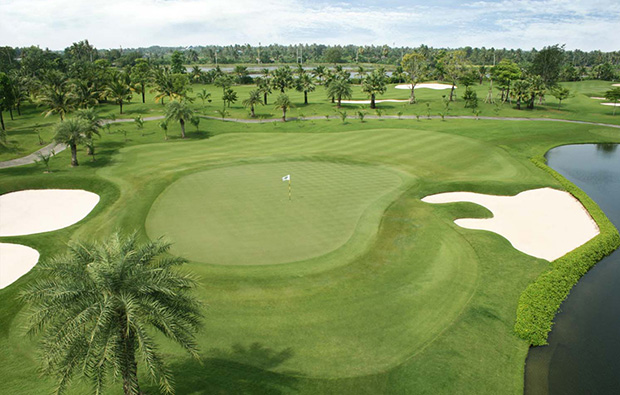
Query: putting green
146 161 403 265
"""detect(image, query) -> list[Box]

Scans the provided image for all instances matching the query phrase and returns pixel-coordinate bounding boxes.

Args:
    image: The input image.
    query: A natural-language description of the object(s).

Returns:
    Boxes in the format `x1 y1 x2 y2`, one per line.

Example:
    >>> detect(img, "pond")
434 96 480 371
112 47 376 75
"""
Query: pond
525 143 620 394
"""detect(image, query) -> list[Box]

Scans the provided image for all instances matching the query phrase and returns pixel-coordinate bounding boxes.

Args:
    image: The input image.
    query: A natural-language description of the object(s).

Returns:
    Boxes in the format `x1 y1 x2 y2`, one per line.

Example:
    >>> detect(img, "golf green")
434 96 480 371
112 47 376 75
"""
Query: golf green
146 161 403 265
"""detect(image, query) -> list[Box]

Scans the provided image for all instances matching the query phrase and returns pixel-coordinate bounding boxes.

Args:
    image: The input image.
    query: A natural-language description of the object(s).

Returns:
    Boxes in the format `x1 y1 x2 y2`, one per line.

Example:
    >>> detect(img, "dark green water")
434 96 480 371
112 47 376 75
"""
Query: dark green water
525 144 620 394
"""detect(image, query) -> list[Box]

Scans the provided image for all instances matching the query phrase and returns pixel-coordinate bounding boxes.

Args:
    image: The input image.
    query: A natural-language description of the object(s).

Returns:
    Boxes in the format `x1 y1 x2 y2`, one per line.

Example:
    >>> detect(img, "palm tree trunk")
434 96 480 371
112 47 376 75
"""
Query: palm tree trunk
337 96 341 108
251 105 255 117
180 119 186 138
304 91 308 104
264 92 268 105
141 83 146 103
9 108 13 120
120 101 123 114
282 108 286 122
70 143 79 167
370 94 376 109
0 111 4 131
120 328 141 395
17 104 21 116
516 99 521 110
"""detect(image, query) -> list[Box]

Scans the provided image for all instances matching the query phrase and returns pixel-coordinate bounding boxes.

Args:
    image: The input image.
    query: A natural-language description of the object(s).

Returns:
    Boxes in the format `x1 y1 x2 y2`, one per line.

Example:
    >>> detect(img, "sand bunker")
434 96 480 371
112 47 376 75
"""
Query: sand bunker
340 99 410 104
612 84 620 87
422 187 599 261
0 189 100 236
395 83 456 90
0 243 39 289
601 103 620 107
590 97 606 100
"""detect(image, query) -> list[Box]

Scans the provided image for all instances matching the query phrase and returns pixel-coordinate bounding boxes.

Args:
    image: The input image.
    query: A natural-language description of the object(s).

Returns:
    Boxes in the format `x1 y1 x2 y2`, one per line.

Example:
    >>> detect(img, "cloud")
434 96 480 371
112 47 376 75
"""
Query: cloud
0 0 618 51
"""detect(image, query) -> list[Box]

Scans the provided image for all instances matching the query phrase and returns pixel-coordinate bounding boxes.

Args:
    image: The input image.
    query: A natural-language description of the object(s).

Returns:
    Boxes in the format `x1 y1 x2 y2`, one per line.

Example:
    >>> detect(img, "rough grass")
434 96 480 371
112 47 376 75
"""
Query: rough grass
0 115 619 394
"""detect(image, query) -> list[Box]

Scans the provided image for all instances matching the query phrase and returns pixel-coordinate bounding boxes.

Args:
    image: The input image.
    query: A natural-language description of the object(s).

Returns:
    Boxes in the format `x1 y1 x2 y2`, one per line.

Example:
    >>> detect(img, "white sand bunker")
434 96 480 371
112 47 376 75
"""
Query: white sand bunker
612 84 620 87
0 243 39 289
0 189 100 236
601 102 620 107
590 97 606 100
395 83 456 90
422 188 599 261
341 99 410 104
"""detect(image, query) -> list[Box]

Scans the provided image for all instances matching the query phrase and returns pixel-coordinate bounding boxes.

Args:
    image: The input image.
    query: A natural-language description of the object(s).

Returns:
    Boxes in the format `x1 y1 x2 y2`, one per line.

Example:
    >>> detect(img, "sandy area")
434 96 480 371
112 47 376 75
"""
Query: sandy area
395 83 456 90
613 84 620 87
422 187 599 261
0 243 39 289
340 99 410 104
601 103 620 107
0 189 100 236
590 97 606 100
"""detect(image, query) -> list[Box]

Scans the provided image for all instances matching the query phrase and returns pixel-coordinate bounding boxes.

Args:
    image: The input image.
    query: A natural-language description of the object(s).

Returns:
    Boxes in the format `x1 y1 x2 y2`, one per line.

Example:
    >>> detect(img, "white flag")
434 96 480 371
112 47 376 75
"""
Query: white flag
282 175 290 181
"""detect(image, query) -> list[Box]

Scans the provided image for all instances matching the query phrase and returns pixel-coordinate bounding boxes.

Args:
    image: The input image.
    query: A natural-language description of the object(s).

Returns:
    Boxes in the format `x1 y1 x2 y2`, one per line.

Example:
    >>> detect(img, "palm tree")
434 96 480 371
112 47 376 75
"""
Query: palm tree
72 78 101 109
75 108 102 155
38 71 74 121
271 66 294 93
243 90 263 117
510 79 531 110
361 70 388 109
131 59 151 103
274 94 293 121
105 72 132 114
53 118 87 166
222 88 238 108
196 89 211 105
255 77 272 105
326 78 352 108
20 231 202 395
296 74 316 104
165 100 194 138
312 65 327 84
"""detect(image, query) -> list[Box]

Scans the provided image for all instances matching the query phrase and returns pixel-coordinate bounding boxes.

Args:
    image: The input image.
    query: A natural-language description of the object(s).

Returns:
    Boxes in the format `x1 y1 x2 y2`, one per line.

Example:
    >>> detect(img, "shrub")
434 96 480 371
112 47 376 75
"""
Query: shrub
514 156 620 345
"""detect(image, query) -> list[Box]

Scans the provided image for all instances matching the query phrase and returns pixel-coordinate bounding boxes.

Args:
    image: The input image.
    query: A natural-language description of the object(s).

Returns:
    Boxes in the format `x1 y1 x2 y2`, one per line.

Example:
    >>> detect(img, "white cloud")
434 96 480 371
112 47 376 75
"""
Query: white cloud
0 0 618 50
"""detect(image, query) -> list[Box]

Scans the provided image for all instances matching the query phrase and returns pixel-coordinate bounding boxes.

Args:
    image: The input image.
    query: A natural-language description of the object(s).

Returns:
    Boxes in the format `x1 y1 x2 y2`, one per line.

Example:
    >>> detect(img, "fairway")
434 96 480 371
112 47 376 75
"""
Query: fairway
146 161 403 265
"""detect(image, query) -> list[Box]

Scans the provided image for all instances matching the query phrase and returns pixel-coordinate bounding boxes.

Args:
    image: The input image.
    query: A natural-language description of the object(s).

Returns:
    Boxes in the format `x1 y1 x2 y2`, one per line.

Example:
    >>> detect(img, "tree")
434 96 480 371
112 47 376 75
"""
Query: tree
233 65 250 84
604 87 620 115
327 78 352 108
443 50 468 101
72 78 101 109
463 87 478 109
35 149 55 172
312 65 327 84
54 118 87 166
401 52 427 103
510 79 531 110
20 231 202 395
151 67 190 105
274 94 293 121
296 73 316 104
361 70 387 109
0 72 10 130
165 100 194 138
526 74 545 109
551 86 572 109
492 59 522 102
530 44 564 87
324 47 343 64
38 71 75 121
242 90 262 117
222 88 238 108
255 77 272 105
75 108 102 155
170 50 186 74
271 66 294 93
131 59 151 104
105 72 132 114
196 89 211 105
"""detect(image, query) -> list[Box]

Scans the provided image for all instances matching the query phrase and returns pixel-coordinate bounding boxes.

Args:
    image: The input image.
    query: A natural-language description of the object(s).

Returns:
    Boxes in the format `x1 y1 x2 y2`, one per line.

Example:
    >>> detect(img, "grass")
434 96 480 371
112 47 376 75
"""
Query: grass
0 112 619 394
1 79 619 162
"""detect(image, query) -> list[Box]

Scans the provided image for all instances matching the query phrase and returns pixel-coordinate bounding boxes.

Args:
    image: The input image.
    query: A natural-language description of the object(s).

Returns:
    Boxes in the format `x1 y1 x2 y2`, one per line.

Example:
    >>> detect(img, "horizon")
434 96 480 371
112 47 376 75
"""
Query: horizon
1 0 619 52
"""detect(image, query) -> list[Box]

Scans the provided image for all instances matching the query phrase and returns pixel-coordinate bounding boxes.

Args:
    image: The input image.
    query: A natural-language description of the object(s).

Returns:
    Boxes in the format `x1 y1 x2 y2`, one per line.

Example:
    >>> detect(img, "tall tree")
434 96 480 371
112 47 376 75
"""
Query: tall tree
75 107 102 155
361 69 387 109
0 72 10 130
296 73 316 104
605 87 620 116
443 50 468 101
551 86 572 109
242 89 262 117
401 52 428 103
271 66 294 93
510 79 531 110
274 94 293 122
492 59 522 102
20 231 202 395
530 44 565 87
164 100 194 138
53 118 87 166
170 50 186 74
38 71 74 121
255 77 272 105
105 72 132 114
130 59 151 104
222 88 238 108
326 78 352 108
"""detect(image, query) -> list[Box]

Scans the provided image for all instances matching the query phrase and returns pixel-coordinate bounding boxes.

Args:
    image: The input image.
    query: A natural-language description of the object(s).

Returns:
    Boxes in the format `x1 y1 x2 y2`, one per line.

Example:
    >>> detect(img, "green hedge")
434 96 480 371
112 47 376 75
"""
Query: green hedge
514 156 620 346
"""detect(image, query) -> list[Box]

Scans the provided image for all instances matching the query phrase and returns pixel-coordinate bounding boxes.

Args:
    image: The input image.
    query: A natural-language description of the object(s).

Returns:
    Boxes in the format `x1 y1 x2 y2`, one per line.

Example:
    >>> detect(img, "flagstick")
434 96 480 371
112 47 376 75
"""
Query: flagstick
288 179 292 201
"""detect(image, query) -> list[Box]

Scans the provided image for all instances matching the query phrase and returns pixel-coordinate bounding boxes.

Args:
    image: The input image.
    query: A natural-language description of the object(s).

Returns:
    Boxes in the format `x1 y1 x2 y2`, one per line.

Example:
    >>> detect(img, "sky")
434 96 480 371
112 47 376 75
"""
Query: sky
1 0 619 51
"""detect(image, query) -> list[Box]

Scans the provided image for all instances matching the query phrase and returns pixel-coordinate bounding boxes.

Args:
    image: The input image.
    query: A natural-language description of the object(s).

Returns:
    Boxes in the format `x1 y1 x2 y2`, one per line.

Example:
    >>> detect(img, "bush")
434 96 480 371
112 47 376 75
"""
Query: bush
514 156 620 345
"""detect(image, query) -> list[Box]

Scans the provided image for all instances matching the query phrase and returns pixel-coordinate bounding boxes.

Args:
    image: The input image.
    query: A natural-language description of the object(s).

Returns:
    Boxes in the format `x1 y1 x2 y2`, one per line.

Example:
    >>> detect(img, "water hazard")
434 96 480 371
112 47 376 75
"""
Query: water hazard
525 143 620 394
